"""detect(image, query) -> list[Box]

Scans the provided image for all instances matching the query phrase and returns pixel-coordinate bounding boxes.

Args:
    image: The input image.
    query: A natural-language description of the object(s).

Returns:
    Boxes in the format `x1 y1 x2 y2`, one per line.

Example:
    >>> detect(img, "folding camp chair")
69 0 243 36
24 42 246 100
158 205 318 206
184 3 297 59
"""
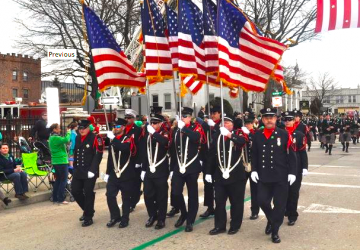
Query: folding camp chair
0 171 15 195
22 152 51 192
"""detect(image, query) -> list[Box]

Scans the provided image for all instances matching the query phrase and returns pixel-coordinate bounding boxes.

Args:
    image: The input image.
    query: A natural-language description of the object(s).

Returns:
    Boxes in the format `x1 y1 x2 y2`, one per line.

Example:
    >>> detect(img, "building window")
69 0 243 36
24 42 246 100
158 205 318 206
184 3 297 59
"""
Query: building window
23 71 28 82
23 89 29 99
349 95 352 103
12 89 18 98
353 95 356 103
152 94 159 107
323 96 330 104
12 70 18 80
164 94 171 110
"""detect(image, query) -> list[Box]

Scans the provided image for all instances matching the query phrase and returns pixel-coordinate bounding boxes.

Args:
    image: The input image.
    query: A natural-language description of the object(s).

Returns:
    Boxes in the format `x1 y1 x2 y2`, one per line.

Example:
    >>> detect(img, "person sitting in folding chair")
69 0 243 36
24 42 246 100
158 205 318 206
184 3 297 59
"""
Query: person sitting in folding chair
0 143 29 200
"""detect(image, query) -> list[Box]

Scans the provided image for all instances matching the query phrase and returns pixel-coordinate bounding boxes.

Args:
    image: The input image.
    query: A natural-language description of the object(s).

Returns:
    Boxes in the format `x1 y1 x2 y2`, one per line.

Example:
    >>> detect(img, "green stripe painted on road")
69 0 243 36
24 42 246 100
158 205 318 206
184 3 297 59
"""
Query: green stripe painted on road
131 196 251 250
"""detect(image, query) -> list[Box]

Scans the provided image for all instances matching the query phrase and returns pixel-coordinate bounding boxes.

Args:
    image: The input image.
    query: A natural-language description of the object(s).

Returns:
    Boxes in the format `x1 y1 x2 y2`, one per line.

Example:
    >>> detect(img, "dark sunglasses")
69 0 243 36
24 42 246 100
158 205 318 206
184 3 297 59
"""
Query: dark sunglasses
182 114 191 118
114 125 122 128
151 121 160 125
284 118 294 122
125 116 133 119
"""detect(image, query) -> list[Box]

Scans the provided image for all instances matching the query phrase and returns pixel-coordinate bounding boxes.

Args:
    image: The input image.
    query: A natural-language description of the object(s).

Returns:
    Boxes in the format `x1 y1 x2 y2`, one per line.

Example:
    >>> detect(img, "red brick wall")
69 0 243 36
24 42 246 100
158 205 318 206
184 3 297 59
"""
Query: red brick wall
0 53 41 103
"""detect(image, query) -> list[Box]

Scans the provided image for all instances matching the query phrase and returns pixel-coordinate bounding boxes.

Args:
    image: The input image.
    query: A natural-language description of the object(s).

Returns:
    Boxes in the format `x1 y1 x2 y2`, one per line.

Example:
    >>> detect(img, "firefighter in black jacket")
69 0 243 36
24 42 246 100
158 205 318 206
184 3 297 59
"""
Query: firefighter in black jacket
282 111 309 226
170 107 206 232
104 118 137 229
293 109 311 151
205 114 248 235
322 113 337 155
72 120 103 227
251 108 297 243
140 113 170 230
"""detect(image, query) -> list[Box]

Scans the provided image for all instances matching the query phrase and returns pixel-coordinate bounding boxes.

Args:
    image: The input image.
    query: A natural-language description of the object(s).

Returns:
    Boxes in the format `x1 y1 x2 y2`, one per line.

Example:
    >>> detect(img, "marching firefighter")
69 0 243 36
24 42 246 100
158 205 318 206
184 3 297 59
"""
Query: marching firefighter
322 113 337 155
72 120 104 227
205 114 248 235
141 113 171 230
293 109 311 151
339 114 352 153
251 108 297 243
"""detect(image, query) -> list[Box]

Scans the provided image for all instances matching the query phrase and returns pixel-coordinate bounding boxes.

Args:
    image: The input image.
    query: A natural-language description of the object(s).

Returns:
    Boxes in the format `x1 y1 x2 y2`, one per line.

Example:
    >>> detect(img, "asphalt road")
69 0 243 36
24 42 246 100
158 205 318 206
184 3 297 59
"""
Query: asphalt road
1 141 360 250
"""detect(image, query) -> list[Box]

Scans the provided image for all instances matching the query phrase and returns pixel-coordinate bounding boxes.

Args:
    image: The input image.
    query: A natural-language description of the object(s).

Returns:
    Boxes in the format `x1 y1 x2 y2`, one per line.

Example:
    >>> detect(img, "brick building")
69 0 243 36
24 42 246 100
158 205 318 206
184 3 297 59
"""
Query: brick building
0 53 41 103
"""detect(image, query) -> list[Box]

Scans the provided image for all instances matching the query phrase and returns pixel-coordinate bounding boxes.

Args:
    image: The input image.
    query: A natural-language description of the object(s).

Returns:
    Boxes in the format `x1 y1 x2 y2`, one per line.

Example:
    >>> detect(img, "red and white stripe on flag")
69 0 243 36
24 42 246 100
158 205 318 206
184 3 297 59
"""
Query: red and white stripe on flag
182 75 203 94
168 35 179 70
316 0 360 33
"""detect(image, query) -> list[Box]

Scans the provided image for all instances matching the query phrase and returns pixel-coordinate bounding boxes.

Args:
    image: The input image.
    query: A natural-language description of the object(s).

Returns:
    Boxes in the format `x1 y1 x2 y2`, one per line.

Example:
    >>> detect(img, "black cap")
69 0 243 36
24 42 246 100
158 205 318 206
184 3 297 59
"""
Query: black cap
281 111 295 118
260 108 277 117
223 113 234 122
293 109 303 117
210 105 221 113
150 113 164 122
114 118 127 126
151 106 163 114
244 113 255 123
182 107 193 116
78 120 91 129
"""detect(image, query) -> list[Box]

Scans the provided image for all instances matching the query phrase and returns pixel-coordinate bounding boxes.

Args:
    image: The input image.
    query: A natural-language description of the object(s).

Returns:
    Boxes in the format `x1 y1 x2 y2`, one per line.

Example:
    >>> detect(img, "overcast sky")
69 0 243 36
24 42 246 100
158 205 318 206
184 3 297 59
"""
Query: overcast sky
1 0 360 88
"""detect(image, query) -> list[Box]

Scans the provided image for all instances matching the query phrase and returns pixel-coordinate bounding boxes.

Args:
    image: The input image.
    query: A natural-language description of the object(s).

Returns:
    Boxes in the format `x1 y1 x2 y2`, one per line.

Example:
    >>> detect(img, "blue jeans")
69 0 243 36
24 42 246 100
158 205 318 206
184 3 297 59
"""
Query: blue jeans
6 172 29 195
52 165 69 202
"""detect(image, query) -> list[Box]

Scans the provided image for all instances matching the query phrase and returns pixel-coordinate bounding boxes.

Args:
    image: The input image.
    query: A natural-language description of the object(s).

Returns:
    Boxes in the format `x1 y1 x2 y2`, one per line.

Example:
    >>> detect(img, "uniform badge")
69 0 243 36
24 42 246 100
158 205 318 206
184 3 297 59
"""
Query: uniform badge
293 138 296 143
180 165 186 174
86 144 90 148
277 138 281 146
222 169 230 179
150 165 156 173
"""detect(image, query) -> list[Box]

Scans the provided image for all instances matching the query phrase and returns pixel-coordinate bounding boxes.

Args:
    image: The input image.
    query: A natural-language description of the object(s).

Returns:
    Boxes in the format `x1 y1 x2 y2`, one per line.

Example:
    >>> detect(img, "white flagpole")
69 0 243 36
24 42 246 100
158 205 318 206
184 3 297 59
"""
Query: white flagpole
178 74 183 165
206 75 211 147
146 79 153 163
220 80 226 168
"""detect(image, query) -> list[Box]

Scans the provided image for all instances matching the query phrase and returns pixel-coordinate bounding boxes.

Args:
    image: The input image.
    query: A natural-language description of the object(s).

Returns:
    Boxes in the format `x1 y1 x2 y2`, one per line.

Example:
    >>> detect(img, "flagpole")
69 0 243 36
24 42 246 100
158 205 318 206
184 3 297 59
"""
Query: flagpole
101 92 110 131
239 86 249 164
220 80 226 168
146 79 153 163
172 72 178 114
178 74 183 166
206 75 211 146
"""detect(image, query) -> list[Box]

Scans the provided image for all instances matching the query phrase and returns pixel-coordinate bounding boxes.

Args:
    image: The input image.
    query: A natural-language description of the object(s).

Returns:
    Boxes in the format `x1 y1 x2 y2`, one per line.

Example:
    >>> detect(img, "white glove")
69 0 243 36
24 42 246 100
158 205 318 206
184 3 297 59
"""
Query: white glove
251 171 259 183
141 171 146 181
288 174 296 186
88 171 95 179
178 120 185 129
302 169 308 176
220 127 230 137
147 125 155 135
199 160 203 166
135 164 142 168
104 174 109 183
107 131 115 140
205 174 212 183
175 115 180 121
241 126 250 135
207 119 216 126
169 171 173 180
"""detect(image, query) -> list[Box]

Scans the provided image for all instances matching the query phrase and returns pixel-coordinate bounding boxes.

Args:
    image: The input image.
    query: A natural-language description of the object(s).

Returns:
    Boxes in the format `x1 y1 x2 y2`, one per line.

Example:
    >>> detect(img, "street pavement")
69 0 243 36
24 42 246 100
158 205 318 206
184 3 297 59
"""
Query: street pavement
1 141 360 250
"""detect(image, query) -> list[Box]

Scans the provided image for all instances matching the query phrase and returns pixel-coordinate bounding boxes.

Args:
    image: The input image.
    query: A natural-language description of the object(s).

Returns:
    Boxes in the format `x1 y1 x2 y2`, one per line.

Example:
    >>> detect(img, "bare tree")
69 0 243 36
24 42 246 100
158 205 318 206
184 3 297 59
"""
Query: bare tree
13 0 141 99
236 0 318 109
283 63 307 88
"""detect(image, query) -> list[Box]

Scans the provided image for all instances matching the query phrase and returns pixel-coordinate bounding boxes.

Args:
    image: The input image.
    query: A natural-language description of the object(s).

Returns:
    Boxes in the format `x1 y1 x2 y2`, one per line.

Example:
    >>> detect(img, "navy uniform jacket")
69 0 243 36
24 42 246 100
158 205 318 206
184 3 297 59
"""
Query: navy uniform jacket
141 128 170 179
106 133 136 182
295 121 310 143
207 130 247 185
170 122 204 176
251 127 297 183
322 119 337 134
73 133 103 179
289 130 308 175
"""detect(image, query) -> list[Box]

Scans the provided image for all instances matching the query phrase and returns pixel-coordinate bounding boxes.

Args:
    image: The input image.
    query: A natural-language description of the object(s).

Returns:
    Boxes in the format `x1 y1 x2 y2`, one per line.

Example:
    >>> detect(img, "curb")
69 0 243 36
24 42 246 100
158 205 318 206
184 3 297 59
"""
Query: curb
0 180 107 211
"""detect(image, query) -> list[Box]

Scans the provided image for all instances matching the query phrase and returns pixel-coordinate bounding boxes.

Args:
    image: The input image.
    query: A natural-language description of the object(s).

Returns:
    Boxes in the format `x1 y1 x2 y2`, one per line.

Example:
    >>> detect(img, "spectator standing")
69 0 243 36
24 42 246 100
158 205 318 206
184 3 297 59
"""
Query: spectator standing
29 112 51 146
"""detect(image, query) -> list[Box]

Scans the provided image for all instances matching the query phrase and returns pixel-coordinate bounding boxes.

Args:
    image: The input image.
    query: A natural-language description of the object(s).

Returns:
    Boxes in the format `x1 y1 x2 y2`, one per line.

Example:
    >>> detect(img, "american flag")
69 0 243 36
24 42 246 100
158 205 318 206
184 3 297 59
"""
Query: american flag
182 75 203 94
178 0 206 82
203 0 218 74
83 5 145 91
316 0 360 33
165 3 179 70
217 0 287 92
272 65 293 95
141 0 173 81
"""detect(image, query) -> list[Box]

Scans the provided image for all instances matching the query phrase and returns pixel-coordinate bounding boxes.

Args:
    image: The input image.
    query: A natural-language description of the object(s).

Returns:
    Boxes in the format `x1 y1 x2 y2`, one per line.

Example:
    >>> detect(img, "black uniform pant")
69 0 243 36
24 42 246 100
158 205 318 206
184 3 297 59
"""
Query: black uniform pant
245 172 260 215
71 177 97 221
172 172 199 224
203 172 214 209
257 181 289 234
144 177 168 221
286 173 303 221
106 178 133 223
214 180 246 230
131 167 142 208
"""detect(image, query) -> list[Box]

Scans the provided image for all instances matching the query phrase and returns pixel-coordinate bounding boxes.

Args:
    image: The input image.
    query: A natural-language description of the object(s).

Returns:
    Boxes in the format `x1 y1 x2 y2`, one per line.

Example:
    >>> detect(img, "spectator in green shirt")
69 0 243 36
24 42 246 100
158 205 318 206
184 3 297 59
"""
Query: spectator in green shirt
49 123 71 205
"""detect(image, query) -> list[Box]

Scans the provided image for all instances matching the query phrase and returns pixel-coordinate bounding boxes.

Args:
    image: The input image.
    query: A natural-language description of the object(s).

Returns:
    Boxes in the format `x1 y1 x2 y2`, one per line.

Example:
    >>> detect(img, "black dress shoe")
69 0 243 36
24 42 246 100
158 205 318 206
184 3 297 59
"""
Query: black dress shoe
79 216 85 222
145 216 157 228
119 221 129 228
82 219 93 227
2 197 11 206
265 222 272 235
249 214 259 220
199 208 215 218
106 218 121 228
228 228 239 235
288 220 296 226
155 220 165 230
185 224 193 232
167 207 180 217
271 233 281 243
174 215 187 228
209 228 226 235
